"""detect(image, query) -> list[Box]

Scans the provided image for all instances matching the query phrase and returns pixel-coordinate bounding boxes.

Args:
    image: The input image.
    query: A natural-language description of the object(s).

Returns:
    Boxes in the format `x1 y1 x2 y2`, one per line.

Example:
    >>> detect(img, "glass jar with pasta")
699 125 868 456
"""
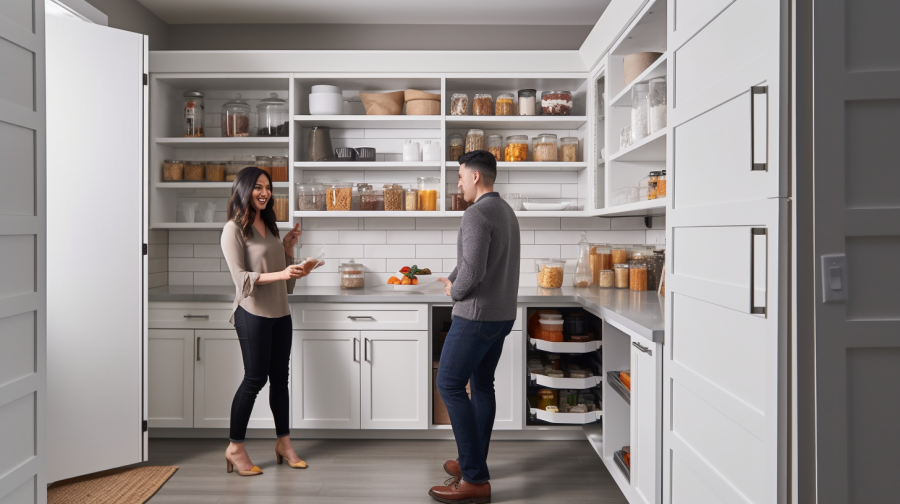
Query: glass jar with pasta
448 133 465 161
495 93 516 116
326 183 352 211
504 135 528 162
417 176 440 211
465 129 485 153
472 94 493 116
536 259 566 289
487 134 503 161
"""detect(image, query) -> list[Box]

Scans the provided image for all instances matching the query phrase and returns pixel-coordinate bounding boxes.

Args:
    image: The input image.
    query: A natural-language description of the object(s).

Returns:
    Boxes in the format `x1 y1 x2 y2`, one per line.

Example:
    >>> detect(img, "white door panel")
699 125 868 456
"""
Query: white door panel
360 331 428 430
493 331 524 430
631 340 662 504
669 0 734 50
292 331 360 429
148 330 194 428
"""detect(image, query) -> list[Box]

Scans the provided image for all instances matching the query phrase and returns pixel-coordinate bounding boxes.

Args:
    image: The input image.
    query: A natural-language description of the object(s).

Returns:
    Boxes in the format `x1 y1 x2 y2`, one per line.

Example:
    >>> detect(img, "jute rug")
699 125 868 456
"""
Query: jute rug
48 466 178 504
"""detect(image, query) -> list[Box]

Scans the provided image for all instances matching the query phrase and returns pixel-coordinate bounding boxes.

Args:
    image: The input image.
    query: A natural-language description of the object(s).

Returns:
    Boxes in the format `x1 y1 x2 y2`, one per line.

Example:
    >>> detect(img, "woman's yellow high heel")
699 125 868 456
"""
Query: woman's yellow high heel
275 447 308 469
225 454 263 476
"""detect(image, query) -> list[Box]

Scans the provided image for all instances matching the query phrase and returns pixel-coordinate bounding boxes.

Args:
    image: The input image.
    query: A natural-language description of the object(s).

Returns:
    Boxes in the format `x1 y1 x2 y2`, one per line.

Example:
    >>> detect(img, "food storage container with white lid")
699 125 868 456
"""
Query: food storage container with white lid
536 259 566 289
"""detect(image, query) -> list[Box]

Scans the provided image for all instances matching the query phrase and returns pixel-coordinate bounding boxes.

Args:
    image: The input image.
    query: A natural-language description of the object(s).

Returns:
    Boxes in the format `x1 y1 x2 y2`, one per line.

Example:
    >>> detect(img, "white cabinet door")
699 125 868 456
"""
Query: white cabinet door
631 339 662 504
292 331 360 430
148 330 194 428
194 329 282 429
493 331 524 430
360 331 428 430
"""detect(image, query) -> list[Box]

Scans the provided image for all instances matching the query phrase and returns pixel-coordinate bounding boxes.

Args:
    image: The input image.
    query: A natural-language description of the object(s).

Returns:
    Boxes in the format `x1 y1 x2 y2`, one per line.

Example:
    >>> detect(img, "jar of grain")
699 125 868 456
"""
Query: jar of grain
225 161 246 182
256 156 272 178
629 263 648 291
163 160 184 181
358 184 383 211
487 134 503 161
339 259 365 290
614 263 630 289
534 133 559 162
450 189 469 211
448 133 465 161
205 162 226 182
273 193 289 221
647 171 660 200
404 186 419 211
472 93 493 116
658 170 667 197
221 93 250 137
517 89 536 116
465 129 485 153
450 93 468 116
326 183 352 211
417 176 440 211
598 270 615 288
184 161 205 181
296 182 326 211
495 93 516 116
383 184 404 211
589 244 612 286
560 137 579 162
504 135 528 162
536 259 566 289
270 156 288 182
611 246 628 266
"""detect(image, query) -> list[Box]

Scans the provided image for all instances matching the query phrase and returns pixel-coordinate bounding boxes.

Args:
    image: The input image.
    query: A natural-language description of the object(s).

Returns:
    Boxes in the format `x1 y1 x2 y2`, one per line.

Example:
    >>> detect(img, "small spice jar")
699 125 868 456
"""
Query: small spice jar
472 93 493 116
383 184 404 211
504 135 528 162
465 129 485 153
418 177 440 211
534 133 559 162
404 186 419 211
611 246 628 266
658 170 667 197
629 263 648 291
598 270 615 288
326 182 352 211
517 89 536 116
487 134 503 161
560 137 579 162
183 91 204 137
340 259 365 290
647 171 660 200
495 93 516 116
296 182 326 211
225 161 245 182
163 160 184 181
205 161 226 182
448 133 465 161
450 189 469 211
221 93 250 137
614 263 630 289
273 193 289 221
184 161 205 181
256 156 272 178
270 156 288 182
450 93 468 116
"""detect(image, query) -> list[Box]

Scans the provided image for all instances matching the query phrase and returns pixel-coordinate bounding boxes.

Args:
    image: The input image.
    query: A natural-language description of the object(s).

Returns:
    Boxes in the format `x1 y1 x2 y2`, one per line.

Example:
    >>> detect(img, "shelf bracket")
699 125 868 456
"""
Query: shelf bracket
644 216 653 229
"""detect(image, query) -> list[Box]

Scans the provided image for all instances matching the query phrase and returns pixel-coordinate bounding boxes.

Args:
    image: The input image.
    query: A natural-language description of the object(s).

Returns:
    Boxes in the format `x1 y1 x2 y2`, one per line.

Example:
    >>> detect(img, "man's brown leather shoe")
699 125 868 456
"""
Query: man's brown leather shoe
429 475 491 504
443 459 461 477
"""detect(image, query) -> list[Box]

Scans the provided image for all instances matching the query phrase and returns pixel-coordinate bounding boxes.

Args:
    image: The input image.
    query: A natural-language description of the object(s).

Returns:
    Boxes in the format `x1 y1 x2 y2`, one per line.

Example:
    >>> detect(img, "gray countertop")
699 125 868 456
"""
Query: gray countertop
149 285 665 342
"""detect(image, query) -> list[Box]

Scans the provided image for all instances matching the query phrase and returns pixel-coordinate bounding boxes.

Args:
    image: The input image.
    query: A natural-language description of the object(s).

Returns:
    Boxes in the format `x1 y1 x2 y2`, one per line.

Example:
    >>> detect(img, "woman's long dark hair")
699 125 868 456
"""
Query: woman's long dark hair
227 166 280 240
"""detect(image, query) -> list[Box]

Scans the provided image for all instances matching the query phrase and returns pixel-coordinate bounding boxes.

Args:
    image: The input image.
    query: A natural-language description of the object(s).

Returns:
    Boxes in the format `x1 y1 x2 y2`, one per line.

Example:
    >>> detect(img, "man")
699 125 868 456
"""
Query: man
430 150 520 504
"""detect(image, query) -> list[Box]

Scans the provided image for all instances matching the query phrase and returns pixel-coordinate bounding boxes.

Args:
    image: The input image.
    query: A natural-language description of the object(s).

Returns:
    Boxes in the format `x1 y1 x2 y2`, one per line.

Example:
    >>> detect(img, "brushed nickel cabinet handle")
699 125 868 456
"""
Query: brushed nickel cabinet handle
632 341 652 356
196 337 201 361
347 315 375 321
353 338 359 362
184 314 209 319
751 85 768 171
751 228 768 315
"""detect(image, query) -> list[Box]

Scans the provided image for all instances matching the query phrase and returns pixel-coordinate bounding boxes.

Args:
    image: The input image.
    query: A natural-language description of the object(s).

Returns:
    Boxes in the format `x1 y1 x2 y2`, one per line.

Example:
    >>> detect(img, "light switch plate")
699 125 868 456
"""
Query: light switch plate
821 254 848 303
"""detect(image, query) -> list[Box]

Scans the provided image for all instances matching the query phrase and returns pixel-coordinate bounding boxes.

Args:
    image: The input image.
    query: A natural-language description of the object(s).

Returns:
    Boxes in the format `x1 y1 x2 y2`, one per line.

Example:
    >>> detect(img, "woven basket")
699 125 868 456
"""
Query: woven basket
623 52 663 85
406 99 441 115
359 91 405 115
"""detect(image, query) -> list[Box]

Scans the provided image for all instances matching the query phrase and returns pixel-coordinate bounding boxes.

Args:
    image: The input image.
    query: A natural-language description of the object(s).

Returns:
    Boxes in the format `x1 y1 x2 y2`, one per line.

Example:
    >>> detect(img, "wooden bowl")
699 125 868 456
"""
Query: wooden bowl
359 91 405 115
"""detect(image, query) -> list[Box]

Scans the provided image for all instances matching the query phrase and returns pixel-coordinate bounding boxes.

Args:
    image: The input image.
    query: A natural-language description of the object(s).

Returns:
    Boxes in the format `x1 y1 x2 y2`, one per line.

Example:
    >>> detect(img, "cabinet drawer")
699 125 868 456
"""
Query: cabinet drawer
149 302 233 328
291 303 427 331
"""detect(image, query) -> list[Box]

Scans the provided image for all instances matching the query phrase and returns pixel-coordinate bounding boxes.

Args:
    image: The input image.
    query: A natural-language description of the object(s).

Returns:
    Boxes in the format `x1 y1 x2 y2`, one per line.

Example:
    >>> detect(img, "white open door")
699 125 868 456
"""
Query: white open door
0 1 47 503
45 14 148 483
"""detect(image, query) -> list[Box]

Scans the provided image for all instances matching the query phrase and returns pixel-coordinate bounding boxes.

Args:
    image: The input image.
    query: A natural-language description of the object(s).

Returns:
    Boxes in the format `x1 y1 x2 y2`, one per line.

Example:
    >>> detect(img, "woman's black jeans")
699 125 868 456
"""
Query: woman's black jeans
229 305 292 442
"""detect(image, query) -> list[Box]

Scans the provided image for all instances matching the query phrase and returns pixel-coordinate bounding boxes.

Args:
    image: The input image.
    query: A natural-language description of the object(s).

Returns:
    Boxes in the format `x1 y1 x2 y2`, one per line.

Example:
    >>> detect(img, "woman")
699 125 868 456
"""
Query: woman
220 166 314 476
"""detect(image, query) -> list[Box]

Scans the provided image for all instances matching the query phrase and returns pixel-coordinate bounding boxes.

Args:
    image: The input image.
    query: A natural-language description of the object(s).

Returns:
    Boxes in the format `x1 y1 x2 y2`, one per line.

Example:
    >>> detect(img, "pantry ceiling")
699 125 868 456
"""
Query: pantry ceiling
136 0 610 25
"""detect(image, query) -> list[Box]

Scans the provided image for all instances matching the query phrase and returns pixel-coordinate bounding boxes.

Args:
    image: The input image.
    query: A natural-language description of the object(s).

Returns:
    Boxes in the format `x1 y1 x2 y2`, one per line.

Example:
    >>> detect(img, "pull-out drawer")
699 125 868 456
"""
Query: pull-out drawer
149 302 234 329
291 303 428 331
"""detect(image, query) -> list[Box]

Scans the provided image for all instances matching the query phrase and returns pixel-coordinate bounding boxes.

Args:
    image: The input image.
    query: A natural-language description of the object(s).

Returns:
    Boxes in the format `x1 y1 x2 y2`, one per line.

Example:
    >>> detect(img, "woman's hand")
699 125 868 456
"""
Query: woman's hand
282 264 308 280
283 224 301 255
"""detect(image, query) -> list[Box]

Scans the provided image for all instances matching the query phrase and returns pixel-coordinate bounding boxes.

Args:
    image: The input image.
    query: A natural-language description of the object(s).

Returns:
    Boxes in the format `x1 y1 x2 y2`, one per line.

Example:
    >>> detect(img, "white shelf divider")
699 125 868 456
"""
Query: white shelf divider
595 198 667 218
608 128 667 162
293 115 442 129
530 408 602 425
531 373 603 390
528 338 603 353
155 137 290 148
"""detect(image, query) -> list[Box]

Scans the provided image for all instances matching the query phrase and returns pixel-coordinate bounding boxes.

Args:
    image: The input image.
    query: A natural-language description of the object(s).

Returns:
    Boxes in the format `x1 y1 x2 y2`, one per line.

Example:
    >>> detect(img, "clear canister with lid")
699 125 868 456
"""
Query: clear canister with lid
517 89 536 116
417 176 440 211
271 156 288 182
647 171 660 200
629 263 648 291
450 189 469 211
472 94 493 116
205 161 226 182
611 245 628 266
296 181 326 211
533 133 559 162
450 93 469 116
257 93 289 137
614 263 630 289
184 161 205 181
541 90 573 115
340 259 365 290
465 129 485 153
631 82 650 142
183 91 204 137
487 134 503 161
383 184 404 211
273 193 289 221
448 133 465 161
649 77 667 134
404 186 419 211
658 170 667 197
225 161 245 182
358 184 383 211
560 137 578 162
255 156 272 178
221 93 251 137
504 135 528 162
495 93 516 116
589 244 612 286
326 182 352 211
536 259 566 289
163 160 184 181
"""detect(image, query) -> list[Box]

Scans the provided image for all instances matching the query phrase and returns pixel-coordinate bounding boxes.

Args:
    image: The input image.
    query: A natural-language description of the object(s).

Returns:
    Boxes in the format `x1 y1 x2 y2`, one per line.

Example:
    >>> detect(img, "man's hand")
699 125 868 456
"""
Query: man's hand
437 277 453 297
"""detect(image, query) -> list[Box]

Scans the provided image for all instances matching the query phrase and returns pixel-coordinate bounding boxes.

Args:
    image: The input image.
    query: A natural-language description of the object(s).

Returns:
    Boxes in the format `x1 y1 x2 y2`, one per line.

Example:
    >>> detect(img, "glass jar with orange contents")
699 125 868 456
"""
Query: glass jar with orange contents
504 135 528 162
589 244 612 286
417 176 440 211
658 169 667 197
611 245 628 266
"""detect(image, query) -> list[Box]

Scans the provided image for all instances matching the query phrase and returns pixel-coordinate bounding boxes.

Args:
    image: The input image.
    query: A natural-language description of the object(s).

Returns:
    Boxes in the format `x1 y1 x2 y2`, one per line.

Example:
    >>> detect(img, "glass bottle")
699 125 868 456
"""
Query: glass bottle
183 91 204 137
573 231 592 288
221 93 251 137
631 82 650 142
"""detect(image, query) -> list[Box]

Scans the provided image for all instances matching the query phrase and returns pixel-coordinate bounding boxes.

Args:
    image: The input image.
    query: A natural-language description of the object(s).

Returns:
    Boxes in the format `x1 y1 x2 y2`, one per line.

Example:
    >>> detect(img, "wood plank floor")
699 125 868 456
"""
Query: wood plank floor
142 438 628 504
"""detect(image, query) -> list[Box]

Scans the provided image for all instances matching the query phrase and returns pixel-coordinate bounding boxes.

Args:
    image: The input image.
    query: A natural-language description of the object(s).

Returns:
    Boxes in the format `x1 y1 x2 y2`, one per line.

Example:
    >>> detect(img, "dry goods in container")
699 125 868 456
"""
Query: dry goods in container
536 259 566 289
560 137 578 162
450 93 468 116
326 183 352 211
225 160 246 182
205 162 225 182
257 93 289 137
297 182 326 211
533 133 559 162
273 193 289 221
183 91 204 137
504 135 528 161
448 133 465 161
472 94 493 116
590 244 612 285
649 77 667 133
255 156 272 178
624 52 663 85
271 156 288 182
537 389 558 411
221 93 250 137
418 177 440 211
487 135 503 161
450 190 469 211
404 187 419 211
629 263 648 291
517 89 536 116
647 171 660 200
658 170 667 197
184 161 205 181
465 129 485 153
383 184 404 211
611 247 628 266
358 184 382 211
614 264 630 289
359 91 405 115
541 90 573 115
598 270 615 288
495 93 516 116
163 160 184 181
340 259 365 289
631 82 650 142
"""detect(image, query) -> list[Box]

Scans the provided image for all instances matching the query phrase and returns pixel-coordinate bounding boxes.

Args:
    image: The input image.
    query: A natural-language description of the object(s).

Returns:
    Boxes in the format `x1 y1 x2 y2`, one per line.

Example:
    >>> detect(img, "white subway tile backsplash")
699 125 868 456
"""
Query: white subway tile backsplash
301 217 359 230
169 258 222 272
587 230 650 244
299 230 341 244
521 244 562 259
340 230 387 245
495 183 561 199
362 218 416 230
149 272 167 289
192 272 233 286
388 230 442 245
169 272 194 286
168 244 194 257
442 258 458 274
520 231 535 245
324 244 365 259
416 217 461 230
149 258 167 275
416 244 457 258
610 217 648 231
561 217 611 230
365 244 416 259
507 172 579 184
517 218 561 231
442 230 458 244
193 244 225 258
646 230 666 245
560 245 580 261
148 244 168 258
534 230 586 245
170 230 221 244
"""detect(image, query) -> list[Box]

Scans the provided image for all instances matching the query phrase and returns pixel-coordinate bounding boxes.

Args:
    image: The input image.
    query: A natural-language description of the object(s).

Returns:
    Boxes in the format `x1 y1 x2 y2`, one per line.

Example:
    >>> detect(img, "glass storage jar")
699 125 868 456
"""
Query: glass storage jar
589 244 612 286
450 93 468 116
296 182 326 211
495 93 516 116
273 193 289 221
487 134 503 161
573 232 591 288
534 133 559 162
417 177 440 211
541 90 573 115
257 93 289 137
271 156 288 182
358 184 383 211
184 161 205 181
340 259 365 290
465 129 485 153
560 137 578 162
598 269 615 288
450 189 469 211
221 93 251 137
163 160 184 181
404 186 419 211
631 82 650 142
611 246 628 266
648 77 667 134
225 161 245 181
255 156 272 178
647 171 660 200
629 263 648 291
504 135 528 161
658 170 667 197
472 93 493 116
537 389 558 411
383 184 404 211
326 182 352 211
183 91 204 137
614 263 630 289
536 259 566 289
205 161 225 182
517 89 536 116
448 133 465 161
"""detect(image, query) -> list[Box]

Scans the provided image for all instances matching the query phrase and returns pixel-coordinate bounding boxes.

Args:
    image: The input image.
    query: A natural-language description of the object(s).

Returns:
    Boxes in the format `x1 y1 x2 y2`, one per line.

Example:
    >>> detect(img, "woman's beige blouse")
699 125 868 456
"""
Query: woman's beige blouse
221 220 296 323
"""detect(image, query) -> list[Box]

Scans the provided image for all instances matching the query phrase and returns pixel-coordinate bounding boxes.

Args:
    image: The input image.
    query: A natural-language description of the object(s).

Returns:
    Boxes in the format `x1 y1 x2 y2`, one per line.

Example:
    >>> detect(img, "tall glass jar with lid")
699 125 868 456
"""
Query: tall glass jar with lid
256 93 289 137
504 135 528 162
448 133 465 161
631 82 650 142
517 89 536 116
340 260 365 290
487 135 503 161
183 91 204 137
472 94 493 116
450 93 469 116
560 137 578 162
222 93 251 137
465 129 484 153
418 177 440 211
533 133 559 161
495 93 516 116
271 156 288 182
255 156 272 178
296 182 326 211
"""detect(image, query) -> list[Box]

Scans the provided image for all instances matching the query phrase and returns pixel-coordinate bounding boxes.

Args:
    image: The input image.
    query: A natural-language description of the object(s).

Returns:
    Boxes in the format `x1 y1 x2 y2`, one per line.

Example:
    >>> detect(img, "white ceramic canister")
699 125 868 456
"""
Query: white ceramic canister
422 140 441 161
403 140 422 162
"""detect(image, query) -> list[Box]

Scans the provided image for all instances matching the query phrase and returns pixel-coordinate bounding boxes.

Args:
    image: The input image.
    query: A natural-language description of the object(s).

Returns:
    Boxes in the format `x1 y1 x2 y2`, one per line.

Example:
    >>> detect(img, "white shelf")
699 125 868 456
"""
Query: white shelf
294 162 441 171
531 373 602 390
444 210 590 218
528 338 602 353
155 137 290 149
445 115 588 130
610 54 668 108
151 222 294 229
530 408 602 425
293 211 445 217
446 161 587 172
609 129 667 162
155 182 290 189
595 198 666 217
293 115 442 129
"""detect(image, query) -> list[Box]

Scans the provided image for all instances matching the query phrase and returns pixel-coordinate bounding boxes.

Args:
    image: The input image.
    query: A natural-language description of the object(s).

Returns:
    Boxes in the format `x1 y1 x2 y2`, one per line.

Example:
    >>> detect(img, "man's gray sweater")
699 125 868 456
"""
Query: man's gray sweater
447 192 520 321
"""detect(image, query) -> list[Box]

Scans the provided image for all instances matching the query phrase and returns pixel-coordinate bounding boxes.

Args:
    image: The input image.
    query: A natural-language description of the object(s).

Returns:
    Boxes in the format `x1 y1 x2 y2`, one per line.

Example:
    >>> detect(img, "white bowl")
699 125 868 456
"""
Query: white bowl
523 201 571 211
311 85 342 94
309 92 344 115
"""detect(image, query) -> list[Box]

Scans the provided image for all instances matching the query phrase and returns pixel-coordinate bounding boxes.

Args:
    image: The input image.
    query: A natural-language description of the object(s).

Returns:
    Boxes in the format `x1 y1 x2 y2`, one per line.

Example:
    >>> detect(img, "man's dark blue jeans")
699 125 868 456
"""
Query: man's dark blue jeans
436 315 515 484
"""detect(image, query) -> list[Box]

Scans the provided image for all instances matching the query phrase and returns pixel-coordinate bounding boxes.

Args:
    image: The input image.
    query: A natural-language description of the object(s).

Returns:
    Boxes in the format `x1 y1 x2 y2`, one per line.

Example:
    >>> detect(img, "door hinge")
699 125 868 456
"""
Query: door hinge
142 420 148 432
142 243 148 255
143 73 148 85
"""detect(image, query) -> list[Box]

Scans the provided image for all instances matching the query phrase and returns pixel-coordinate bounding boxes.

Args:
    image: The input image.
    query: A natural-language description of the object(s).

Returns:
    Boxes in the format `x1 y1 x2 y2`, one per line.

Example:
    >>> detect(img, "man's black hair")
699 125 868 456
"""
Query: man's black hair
457 150 497 184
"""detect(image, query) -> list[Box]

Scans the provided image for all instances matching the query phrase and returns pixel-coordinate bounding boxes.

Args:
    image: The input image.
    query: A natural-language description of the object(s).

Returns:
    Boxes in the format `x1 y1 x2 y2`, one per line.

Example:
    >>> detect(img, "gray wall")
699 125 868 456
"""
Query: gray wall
86 0 169 50
167 23 593 51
